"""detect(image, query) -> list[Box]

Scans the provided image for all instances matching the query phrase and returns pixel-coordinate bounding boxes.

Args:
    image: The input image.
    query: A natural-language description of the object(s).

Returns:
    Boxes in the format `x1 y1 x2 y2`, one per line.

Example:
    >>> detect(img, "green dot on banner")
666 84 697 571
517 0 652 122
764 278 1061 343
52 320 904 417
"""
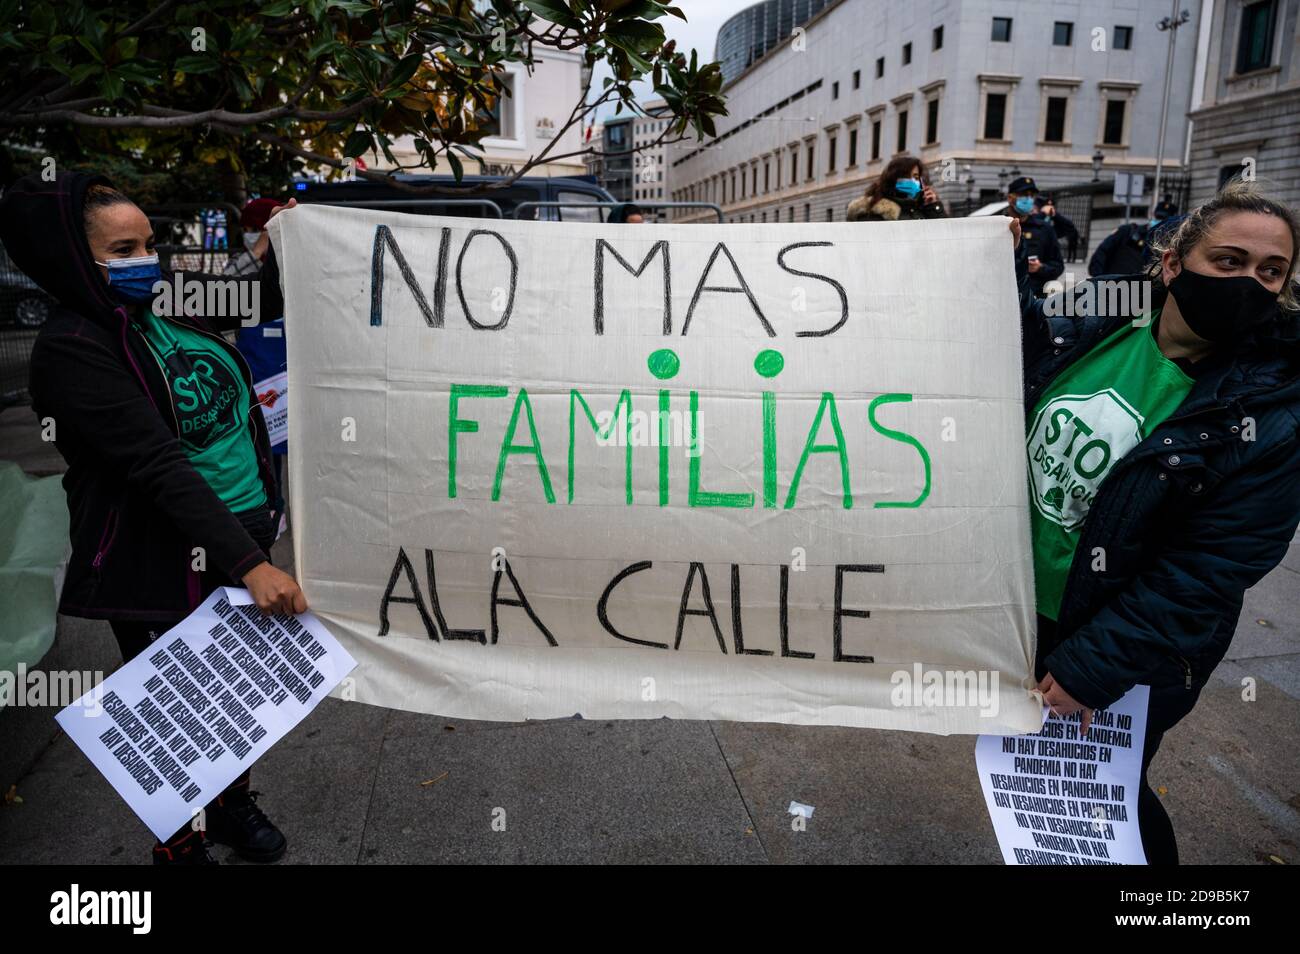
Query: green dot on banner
754 349 784 378
647 348 680 380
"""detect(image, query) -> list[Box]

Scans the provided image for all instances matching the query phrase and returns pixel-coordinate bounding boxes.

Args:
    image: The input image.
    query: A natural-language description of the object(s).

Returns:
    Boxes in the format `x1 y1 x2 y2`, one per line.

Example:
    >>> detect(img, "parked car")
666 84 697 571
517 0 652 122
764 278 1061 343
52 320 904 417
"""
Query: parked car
0 244 53 328
293 173 616 220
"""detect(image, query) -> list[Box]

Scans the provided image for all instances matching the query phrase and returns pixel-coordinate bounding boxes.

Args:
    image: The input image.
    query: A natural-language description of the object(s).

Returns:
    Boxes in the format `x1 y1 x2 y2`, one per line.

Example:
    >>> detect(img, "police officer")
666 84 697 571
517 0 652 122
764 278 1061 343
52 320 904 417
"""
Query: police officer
1006 176 1063 298
1036 194 1079 260
1088 200 1180 276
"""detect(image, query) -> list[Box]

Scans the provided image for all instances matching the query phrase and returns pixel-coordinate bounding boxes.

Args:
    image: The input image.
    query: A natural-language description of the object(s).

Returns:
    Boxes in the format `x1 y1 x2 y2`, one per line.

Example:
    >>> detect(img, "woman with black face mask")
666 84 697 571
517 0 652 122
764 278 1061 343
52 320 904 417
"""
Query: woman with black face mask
846 155 947 222
1007 179 1300 864
0 172 304 865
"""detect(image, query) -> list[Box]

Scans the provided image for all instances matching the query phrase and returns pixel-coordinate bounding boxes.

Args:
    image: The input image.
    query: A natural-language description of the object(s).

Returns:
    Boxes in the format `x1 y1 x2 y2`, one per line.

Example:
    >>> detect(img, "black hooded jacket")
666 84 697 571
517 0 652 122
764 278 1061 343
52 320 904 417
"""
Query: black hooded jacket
0 171 284 622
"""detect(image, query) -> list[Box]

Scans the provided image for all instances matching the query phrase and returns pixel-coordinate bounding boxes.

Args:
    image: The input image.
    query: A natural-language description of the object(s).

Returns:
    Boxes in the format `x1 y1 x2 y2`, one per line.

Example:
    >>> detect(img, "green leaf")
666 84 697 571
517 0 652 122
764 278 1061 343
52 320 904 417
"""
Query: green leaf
520 0 581 29
388 51 422 86
445 148 464 181
175 54 220 74
343 129 373 157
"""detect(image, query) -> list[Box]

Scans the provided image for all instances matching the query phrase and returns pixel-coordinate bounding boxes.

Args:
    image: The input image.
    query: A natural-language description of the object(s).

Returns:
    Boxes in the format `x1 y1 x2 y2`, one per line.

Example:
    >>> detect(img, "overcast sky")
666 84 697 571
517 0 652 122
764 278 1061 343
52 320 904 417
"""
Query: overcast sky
587 2 750 123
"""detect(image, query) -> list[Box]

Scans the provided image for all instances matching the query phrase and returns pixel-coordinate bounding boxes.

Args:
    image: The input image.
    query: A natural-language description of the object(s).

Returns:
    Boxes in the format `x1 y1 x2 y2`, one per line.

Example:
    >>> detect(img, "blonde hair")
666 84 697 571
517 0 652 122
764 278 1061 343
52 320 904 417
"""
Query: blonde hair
1147 178 1300 312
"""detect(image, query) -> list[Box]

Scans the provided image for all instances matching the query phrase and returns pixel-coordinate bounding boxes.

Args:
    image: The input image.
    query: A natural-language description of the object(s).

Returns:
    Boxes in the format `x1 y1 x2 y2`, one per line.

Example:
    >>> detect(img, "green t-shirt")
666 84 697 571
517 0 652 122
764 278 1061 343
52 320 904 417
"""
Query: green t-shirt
1026 312 1194 620
136 311 267 513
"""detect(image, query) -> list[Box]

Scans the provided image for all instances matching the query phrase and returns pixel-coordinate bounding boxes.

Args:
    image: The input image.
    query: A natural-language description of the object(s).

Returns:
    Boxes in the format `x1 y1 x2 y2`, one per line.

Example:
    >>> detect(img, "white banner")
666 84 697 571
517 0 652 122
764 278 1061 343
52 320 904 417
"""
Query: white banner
270 206 1039 735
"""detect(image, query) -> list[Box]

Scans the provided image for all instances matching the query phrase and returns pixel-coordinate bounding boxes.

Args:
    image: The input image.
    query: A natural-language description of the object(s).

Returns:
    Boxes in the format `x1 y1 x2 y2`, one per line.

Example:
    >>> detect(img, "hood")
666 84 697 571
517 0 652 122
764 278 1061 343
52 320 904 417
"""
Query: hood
0 170 119 323
867 197 902 221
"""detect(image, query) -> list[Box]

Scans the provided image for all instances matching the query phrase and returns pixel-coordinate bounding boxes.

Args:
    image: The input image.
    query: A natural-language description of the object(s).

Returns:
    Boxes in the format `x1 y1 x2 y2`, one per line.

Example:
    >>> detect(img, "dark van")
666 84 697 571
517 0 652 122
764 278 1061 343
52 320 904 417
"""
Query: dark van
292 173 615 221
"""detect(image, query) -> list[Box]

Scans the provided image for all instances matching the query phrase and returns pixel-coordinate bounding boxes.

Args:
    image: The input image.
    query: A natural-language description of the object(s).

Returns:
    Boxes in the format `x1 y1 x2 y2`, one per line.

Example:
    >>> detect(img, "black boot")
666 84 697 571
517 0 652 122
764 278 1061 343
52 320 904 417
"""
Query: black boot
152 829 218 865
206 785 287 863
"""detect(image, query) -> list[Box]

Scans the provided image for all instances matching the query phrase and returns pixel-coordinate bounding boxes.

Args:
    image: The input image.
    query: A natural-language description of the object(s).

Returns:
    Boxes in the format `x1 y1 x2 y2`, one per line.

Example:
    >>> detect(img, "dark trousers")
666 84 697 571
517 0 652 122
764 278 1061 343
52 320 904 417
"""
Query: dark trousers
1036 614 1201 866
108 506 277 848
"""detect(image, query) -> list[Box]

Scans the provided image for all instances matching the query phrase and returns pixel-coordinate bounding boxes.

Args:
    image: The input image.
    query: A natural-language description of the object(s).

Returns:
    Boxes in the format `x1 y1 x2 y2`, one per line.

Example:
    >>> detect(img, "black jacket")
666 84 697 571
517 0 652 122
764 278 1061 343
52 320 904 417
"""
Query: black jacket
1016 212 1065 295
847 195 947 222
0 171 284 622
1017 257 1300 709
1088 222 1152 277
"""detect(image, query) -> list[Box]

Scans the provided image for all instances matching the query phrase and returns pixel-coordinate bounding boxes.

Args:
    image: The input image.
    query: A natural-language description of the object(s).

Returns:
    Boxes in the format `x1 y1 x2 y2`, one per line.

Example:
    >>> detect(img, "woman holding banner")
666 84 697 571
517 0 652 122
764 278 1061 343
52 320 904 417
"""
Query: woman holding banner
1009 179 1300 864
0 171 303 865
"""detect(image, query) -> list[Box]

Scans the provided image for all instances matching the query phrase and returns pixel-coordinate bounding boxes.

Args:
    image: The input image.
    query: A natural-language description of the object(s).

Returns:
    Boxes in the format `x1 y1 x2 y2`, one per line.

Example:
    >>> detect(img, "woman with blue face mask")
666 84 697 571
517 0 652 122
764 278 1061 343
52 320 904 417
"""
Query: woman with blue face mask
846 155 948 222
0 171 302 866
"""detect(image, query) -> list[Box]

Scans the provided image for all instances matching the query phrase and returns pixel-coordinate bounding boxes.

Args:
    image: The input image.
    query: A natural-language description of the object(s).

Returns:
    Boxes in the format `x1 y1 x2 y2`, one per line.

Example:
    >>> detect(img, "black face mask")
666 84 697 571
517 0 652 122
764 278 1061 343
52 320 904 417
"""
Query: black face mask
1167 267 1279 343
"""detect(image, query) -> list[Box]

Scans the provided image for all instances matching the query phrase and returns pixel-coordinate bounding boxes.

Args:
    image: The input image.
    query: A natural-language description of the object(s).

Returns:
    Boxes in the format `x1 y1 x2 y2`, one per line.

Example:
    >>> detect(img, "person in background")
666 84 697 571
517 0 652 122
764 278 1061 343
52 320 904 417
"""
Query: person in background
225 198 288 523
846 155 947 222
1005 176 1063 299
0 171 303 865
1008 179 1300 864
1089 200 1181 277
1036 193 1079 261
224 197 280 277
607 202 645 223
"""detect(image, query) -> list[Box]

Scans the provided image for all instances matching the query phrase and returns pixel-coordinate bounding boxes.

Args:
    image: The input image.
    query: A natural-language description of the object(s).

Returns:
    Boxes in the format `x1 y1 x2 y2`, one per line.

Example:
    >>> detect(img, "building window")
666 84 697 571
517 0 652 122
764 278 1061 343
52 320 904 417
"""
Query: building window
848 127 859 165
804 203 811 222
896 110 908 152
902 42 912 65
1053 21 1073 46
925 98 939 144
853 70 861 89
1043 96 1068 142
828 135 837 172
983 92 1007 139
1103 99 1126 145
875 56 885 78
1113 25 1133 50
806 143 815 179
1237 0 1278 74
933 25 944 50
790 147 798 185
871 119 882 159
833 81 840 99
826 208 833 221
992 17 1012 42
1218 164 1244 187
764 160 770 192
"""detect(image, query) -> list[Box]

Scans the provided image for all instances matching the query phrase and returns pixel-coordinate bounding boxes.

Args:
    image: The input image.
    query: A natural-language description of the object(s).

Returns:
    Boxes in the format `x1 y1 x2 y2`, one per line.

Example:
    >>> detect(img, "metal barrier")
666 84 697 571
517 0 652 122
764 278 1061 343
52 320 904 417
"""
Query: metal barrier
513 200 726 223
306 198 504 217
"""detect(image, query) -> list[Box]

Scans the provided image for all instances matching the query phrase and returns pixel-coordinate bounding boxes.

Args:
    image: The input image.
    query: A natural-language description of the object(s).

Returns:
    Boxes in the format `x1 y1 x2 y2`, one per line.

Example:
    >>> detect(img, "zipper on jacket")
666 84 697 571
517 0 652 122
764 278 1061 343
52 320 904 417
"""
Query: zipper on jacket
91 508 120 569
1178 655 1193 689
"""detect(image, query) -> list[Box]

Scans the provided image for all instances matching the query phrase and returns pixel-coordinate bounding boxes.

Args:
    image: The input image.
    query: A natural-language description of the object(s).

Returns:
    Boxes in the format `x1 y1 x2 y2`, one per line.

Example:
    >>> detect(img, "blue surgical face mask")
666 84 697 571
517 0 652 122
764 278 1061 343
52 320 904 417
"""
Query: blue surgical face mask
895 178 922 199
1013 196 1036 215
1148 218 1162 229
95 254 162 303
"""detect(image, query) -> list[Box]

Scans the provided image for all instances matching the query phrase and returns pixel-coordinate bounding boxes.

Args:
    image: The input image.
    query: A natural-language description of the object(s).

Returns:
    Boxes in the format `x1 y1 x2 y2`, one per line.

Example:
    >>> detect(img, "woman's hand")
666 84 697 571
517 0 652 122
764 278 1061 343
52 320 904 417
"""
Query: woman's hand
1036 672 1093 736
1008 216 1022 249
241 561 308 615
922 184 939 206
